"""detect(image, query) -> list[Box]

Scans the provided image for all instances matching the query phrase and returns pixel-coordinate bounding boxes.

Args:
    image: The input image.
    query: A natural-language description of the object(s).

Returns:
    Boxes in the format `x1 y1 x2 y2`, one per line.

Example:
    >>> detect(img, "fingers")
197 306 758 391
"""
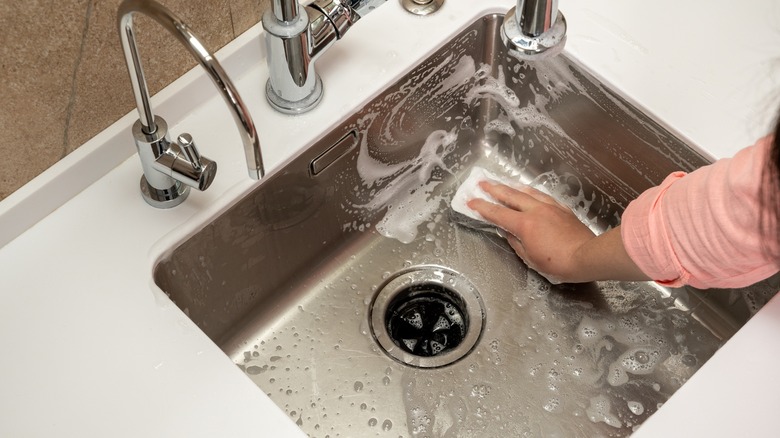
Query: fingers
516 185 563 207
479 181 561 210
478 181 537 212
466 197 529 259
467 197 520 231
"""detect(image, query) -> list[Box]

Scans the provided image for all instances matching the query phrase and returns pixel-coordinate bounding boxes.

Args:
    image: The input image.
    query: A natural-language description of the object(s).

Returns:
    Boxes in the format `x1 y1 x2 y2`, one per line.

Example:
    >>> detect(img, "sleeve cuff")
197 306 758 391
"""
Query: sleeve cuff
621 172 690 287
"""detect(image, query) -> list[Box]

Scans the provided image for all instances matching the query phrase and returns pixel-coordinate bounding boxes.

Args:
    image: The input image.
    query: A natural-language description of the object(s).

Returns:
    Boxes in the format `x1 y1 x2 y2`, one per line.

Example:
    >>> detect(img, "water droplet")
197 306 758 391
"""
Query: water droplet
246 365 264 375
681 354 697 367
543 398 561 413
382 419 393 431
627 401 644 415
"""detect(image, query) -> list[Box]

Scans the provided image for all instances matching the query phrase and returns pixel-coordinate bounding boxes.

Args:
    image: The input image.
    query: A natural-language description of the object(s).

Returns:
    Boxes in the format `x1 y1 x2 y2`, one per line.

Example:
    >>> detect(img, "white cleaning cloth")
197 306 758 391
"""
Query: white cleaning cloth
451 166 564 285
451 167 523 222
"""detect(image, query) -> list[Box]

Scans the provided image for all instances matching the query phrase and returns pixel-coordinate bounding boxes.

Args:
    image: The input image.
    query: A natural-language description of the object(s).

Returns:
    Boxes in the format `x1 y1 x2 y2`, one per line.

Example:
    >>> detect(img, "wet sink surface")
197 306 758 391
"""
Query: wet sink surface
154 14 778 437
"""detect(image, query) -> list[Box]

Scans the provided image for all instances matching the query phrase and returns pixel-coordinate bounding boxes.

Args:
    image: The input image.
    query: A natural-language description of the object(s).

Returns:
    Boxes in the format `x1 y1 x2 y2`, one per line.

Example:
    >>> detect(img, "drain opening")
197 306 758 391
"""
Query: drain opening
386 284 467 357
370 266 484 368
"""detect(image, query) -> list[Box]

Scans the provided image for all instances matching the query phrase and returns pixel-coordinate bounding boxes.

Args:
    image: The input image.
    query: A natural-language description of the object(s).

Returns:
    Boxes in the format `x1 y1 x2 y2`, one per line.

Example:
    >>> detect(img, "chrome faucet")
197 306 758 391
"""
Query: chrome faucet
262 0 360 114
501 0 567 60
118 0 264 209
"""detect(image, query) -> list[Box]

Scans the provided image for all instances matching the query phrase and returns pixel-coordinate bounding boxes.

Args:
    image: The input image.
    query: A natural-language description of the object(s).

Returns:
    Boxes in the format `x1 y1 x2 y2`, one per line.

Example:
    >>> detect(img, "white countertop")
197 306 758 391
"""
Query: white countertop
1 0 779 436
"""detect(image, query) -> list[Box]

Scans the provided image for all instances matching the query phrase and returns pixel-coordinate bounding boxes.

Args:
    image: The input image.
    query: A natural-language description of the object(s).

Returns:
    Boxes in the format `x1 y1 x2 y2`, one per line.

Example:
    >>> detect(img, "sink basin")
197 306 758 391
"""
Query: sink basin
154 14 778 437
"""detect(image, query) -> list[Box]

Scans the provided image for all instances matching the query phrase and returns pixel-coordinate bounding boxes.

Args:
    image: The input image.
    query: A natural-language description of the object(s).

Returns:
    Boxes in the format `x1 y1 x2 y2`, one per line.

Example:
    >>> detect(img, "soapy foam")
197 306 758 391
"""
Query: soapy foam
586 394 622 428
358 128 458 243
433 55 477 98
352 57 596 245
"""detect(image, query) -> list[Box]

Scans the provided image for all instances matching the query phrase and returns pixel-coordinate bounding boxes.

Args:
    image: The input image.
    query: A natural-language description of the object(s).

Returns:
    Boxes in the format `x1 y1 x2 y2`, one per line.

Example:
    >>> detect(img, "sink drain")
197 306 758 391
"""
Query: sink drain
370 266 484 368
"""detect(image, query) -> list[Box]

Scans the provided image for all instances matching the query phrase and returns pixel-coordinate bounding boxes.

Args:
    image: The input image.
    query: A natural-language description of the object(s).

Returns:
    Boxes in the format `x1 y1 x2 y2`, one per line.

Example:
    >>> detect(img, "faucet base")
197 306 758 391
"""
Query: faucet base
140 176 190 209
265 75 324 115
501 7 566 60
400 0 444 16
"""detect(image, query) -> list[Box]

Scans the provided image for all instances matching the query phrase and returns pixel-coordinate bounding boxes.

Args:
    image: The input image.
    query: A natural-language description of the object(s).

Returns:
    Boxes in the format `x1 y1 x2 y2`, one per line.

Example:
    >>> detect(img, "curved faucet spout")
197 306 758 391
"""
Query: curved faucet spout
118 0 264 204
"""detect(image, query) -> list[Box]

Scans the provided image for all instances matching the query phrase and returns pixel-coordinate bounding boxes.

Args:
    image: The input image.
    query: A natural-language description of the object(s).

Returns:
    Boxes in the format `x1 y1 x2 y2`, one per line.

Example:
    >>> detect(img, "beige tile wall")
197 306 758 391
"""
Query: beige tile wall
0 0 270 201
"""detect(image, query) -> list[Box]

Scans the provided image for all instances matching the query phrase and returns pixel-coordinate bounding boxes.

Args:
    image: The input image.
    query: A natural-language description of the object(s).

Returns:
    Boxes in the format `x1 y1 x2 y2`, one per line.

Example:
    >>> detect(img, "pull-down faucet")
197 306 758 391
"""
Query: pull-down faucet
118 0 264 208
262 0 360 114
502 0 567 60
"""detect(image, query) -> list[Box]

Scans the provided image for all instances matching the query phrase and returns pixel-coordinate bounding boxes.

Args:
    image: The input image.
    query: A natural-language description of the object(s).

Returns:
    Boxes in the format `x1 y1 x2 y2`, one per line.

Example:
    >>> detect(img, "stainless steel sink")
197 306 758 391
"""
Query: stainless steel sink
154 14 779 437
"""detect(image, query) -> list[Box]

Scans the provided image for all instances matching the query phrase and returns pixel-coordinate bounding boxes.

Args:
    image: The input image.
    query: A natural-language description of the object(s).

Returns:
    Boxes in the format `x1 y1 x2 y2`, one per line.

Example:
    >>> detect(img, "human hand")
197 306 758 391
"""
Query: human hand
466 181 597 283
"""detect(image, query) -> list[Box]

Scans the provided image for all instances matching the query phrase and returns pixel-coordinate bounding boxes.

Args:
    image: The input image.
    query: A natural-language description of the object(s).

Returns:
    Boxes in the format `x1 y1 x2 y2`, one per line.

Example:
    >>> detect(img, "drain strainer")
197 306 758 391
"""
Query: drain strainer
369 265 484 368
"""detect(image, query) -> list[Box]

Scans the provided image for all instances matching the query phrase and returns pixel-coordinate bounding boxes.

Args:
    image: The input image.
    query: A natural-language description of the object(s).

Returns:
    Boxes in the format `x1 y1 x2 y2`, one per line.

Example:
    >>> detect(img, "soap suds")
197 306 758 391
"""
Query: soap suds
357 128 458 243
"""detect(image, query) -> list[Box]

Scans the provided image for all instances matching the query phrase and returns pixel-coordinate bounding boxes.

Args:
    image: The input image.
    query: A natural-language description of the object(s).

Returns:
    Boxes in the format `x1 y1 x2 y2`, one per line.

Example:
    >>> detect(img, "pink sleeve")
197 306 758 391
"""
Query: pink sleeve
620 136 780 289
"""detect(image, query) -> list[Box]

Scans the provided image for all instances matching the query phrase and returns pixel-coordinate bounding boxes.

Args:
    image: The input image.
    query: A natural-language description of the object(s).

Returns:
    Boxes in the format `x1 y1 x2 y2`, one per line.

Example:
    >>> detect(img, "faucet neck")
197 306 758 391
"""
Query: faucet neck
263 0 360 114
119 0 216 134
118 11 157 134
517 0 558 37
272 0 301 22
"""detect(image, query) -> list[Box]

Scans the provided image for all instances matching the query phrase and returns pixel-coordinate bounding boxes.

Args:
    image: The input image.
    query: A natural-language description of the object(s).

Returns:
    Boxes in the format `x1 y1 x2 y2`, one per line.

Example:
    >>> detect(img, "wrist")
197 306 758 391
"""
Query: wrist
567 237 596 282
570 227 650 283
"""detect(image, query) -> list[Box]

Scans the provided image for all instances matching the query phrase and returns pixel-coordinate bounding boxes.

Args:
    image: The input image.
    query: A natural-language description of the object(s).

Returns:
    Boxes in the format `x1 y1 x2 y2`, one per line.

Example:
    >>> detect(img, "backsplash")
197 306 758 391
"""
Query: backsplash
0 0 269 201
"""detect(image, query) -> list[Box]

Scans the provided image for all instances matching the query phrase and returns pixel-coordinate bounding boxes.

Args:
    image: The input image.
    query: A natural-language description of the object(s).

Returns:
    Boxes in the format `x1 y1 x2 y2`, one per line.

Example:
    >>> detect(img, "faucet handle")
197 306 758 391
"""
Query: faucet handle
162 132 218 191
177 133 203 171
311 0 360 37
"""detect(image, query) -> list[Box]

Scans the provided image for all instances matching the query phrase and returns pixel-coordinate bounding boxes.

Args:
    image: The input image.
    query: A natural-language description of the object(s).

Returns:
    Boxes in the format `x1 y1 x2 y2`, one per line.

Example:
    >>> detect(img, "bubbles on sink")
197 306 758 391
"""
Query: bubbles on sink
484 117 516 137
465 64 571 141
608 346 663 386
381 419 393 431
586 394 622 428
408 405 433 436
627 400 645 415
432 55 476 98
470 384 491 398
543 397 563 414
246 365 266 375
353 127 459 244
465 65 520 107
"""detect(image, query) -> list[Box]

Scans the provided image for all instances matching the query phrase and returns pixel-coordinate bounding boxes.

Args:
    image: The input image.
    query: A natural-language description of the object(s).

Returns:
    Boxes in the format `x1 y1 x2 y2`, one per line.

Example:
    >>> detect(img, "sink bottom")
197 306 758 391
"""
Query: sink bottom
228 228 721 436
